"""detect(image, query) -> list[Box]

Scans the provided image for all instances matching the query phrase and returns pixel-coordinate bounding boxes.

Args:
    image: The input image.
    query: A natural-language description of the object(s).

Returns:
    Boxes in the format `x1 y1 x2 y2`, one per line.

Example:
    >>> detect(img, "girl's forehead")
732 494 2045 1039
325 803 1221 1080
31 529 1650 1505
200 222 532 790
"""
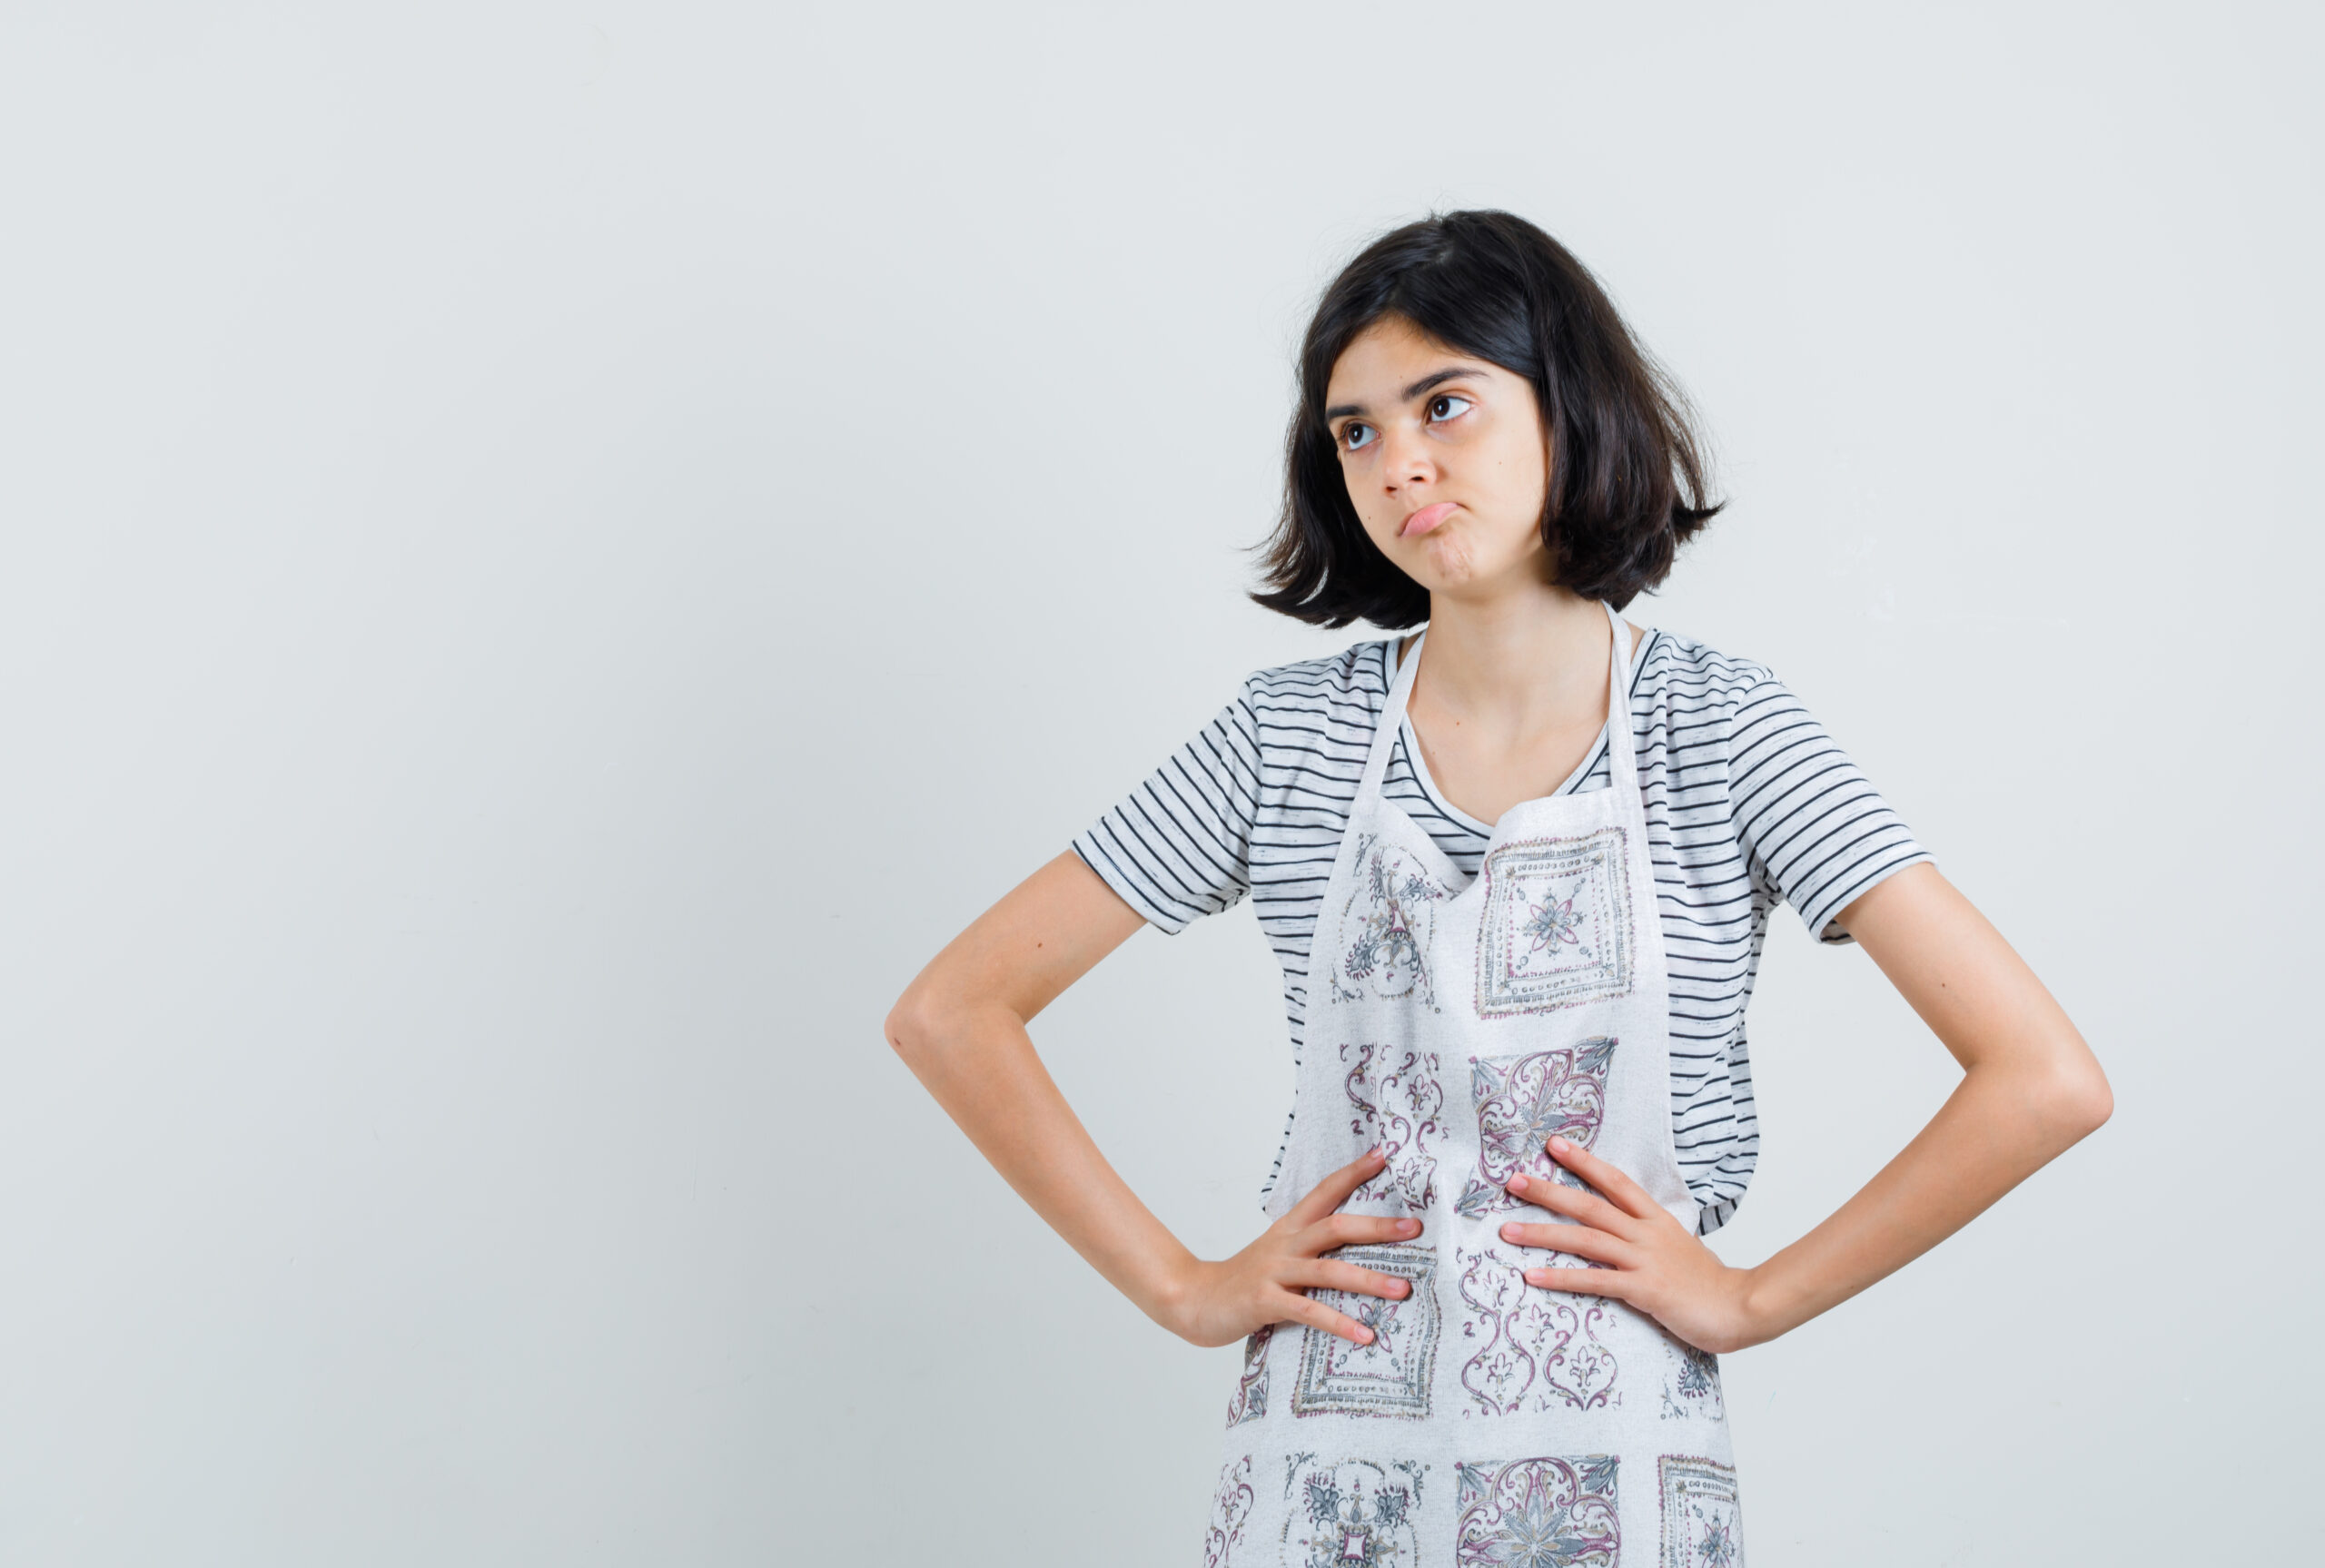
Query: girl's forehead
1327 317 1506 400
1337 314 1456 370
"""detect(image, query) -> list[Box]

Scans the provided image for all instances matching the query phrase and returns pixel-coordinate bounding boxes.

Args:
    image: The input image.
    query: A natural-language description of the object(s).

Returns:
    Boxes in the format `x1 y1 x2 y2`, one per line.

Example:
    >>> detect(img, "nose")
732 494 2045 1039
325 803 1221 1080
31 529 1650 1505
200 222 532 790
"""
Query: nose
1378 421 1436 495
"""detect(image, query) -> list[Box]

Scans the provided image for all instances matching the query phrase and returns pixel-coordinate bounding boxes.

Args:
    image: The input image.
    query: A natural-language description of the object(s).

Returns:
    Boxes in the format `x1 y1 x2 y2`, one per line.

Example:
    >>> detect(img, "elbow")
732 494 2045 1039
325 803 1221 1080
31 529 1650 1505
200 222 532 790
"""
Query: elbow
885 980 943 1069
2070 1067 2114 1139
885 972 984 1072
2043 1055 2114 1146
888 958 1031 1078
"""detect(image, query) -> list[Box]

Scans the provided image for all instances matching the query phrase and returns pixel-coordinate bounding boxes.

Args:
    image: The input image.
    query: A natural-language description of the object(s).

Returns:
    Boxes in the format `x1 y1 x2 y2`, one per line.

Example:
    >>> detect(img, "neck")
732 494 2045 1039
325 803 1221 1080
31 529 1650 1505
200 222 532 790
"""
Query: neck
1409 577 1612 729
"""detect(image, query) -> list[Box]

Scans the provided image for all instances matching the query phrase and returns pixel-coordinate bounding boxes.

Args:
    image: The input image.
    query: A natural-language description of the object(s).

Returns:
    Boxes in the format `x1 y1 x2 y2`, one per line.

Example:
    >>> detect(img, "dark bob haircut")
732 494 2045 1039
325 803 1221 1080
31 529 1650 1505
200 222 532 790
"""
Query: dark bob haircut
1252 210 1721 628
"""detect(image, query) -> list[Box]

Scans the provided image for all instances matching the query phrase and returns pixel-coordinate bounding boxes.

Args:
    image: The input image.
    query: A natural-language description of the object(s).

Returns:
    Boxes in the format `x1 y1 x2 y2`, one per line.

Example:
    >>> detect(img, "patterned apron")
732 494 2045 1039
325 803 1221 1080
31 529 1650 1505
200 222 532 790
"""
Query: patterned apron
1204 602 1743 1568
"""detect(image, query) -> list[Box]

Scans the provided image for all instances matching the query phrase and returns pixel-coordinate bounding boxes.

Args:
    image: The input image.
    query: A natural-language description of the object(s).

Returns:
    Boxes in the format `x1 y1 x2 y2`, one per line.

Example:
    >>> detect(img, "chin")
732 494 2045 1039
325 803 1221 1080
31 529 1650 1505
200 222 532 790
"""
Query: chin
1410 530 1484 587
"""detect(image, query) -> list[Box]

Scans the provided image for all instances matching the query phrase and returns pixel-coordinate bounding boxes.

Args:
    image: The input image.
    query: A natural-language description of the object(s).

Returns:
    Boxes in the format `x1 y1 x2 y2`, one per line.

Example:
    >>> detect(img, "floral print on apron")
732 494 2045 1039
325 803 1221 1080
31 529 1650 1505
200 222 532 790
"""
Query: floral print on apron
1206 602 1744 1567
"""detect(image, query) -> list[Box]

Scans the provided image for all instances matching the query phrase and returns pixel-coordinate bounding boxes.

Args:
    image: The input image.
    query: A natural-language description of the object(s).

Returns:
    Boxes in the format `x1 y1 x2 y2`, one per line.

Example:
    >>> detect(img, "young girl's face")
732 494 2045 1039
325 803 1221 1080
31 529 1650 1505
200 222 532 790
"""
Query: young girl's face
1323 313 1552 601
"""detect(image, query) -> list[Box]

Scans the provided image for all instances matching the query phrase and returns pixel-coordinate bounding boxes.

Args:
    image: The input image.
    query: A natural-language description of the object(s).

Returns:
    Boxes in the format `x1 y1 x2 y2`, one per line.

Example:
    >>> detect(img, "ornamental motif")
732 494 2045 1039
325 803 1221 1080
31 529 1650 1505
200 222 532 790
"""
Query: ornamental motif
1657 1455 1741 1568
1225 1325 1273 1428
1330 833 1452 1011
1203 1455 1255 1568
1476 829 1635 1019
1341 1043 1445 1213
1279 1455 1425 1568
1657 1336 1725 1424
1291 1244 1441 1420
1453 1455 1620 1568
1453 1039 1618 1219
1455 1245 1621 1417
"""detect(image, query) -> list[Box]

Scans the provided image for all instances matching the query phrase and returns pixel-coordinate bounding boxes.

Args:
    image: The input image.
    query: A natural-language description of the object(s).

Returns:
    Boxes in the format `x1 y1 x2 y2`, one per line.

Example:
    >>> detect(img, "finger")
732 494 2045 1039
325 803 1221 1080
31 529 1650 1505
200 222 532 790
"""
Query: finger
1284 1146 1390 1228
1286 1257 1413 1300
1524 1260 1634 1299
1276 1289 1378 1346
1302 1211 1423 1254
1504 1169 1636 1237
1496 1220 1632 1268
1545 1136 1658 1221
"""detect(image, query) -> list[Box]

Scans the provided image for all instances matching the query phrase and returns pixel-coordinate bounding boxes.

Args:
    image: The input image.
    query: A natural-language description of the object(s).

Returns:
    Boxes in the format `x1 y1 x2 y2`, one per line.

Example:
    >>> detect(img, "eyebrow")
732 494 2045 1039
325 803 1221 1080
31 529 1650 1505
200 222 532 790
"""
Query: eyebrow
1323 366 1489 421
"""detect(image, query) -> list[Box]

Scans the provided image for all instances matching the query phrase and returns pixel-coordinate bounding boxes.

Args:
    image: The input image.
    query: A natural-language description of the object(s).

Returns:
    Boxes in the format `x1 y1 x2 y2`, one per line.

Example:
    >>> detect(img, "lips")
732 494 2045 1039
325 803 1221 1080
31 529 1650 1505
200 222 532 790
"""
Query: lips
1400 502 1457 538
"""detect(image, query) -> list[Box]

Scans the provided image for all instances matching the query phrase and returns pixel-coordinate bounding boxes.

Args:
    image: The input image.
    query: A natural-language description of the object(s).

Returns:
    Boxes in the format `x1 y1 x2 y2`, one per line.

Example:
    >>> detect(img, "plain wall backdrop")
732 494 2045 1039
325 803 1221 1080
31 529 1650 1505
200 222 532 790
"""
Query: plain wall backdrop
3 3 2320 1563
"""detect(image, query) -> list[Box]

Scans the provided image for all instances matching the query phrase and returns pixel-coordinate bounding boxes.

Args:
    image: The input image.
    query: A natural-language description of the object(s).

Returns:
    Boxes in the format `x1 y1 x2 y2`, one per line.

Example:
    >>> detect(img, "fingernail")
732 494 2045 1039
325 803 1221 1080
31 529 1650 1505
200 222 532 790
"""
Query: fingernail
1524 1268 1545 1285
1549 1136 1570 1154
1505 1174 1527 1191
1356 1326 1373 1343
1500 1223 1517 1238
1367 1144 1385 1161
1397 1218 1419 1234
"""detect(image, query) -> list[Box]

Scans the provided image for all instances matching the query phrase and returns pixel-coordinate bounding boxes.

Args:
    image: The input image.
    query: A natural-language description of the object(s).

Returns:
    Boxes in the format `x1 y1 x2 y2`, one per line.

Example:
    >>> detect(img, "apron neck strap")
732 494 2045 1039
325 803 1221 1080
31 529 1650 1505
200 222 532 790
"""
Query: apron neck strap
1601 599 1640 796
1355 627 1426 807
1359 601 1640 810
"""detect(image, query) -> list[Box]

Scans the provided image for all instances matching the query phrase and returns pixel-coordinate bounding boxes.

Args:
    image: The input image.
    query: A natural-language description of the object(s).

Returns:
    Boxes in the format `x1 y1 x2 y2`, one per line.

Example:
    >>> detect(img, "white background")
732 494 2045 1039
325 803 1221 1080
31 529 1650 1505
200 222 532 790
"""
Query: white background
4 4 2319 1562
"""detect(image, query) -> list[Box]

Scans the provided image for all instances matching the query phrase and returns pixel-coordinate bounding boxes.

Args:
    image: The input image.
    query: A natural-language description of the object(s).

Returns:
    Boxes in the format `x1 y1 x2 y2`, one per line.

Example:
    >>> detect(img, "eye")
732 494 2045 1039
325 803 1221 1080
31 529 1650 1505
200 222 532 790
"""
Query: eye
1428 394 1472 422
1340 421 1376 452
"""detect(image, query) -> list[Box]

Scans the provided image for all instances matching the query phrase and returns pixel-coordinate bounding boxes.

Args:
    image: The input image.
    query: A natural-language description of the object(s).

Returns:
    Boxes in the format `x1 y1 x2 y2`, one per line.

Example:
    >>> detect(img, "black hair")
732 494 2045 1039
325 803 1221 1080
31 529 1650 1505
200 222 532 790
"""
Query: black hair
1252 209 1721 628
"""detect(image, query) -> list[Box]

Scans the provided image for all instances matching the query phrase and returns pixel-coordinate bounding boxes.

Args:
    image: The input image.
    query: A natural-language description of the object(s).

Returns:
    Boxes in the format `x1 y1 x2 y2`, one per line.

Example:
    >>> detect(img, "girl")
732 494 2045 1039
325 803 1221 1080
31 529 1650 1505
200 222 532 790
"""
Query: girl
886 209 2110 1566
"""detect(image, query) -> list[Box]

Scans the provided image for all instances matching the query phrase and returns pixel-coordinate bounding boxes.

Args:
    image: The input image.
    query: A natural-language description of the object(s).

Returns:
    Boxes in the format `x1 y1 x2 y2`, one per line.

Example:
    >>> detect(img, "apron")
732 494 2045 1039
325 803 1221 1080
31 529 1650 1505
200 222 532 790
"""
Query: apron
1202 602 1743 1568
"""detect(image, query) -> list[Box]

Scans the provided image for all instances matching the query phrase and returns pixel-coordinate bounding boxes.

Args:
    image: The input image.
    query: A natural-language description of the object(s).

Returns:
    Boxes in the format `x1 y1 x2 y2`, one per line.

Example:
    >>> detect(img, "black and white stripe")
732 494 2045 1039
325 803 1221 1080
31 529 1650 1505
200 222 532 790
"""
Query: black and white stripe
1071 628 1930 1235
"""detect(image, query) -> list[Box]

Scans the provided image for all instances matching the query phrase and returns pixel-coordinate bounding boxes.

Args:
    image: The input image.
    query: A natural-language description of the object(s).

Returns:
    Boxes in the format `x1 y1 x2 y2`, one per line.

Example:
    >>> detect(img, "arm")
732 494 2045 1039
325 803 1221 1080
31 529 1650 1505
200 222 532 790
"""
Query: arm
885 850 1420 1349
1498 861 2112 1353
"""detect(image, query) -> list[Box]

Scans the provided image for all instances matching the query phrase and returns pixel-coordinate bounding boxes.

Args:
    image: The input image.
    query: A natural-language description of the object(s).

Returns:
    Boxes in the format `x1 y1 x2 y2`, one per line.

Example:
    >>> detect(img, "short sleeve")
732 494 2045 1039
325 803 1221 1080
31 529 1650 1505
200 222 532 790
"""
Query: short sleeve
1727 670 1932 944
1069 676 1264 933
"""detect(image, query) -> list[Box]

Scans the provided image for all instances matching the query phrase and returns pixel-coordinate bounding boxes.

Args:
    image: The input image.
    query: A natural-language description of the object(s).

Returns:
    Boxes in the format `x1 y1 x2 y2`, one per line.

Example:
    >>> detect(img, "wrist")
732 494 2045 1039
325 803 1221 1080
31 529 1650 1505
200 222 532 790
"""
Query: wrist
1730 1262 1796 1350
1143 1249 1207 1341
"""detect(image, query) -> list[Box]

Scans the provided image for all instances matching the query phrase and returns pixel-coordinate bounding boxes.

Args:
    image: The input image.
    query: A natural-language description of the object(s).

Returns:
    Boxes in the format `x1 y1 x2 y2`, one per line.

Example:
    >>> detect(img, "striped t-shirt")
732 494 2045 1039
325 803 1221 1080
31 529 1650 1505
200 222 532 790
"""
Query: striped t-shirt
1070 626 1931 1236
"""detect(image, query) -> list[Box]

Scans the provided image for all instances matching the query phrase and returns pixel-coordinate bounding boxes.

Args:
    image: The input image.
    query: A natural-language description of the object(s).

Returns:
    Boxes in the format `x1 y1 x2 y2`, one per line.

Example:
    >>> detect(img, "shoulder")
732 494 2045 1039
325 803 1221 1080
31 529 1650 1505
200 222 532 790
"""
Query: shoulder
1632 626 1782 716
1239 637 1397 715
